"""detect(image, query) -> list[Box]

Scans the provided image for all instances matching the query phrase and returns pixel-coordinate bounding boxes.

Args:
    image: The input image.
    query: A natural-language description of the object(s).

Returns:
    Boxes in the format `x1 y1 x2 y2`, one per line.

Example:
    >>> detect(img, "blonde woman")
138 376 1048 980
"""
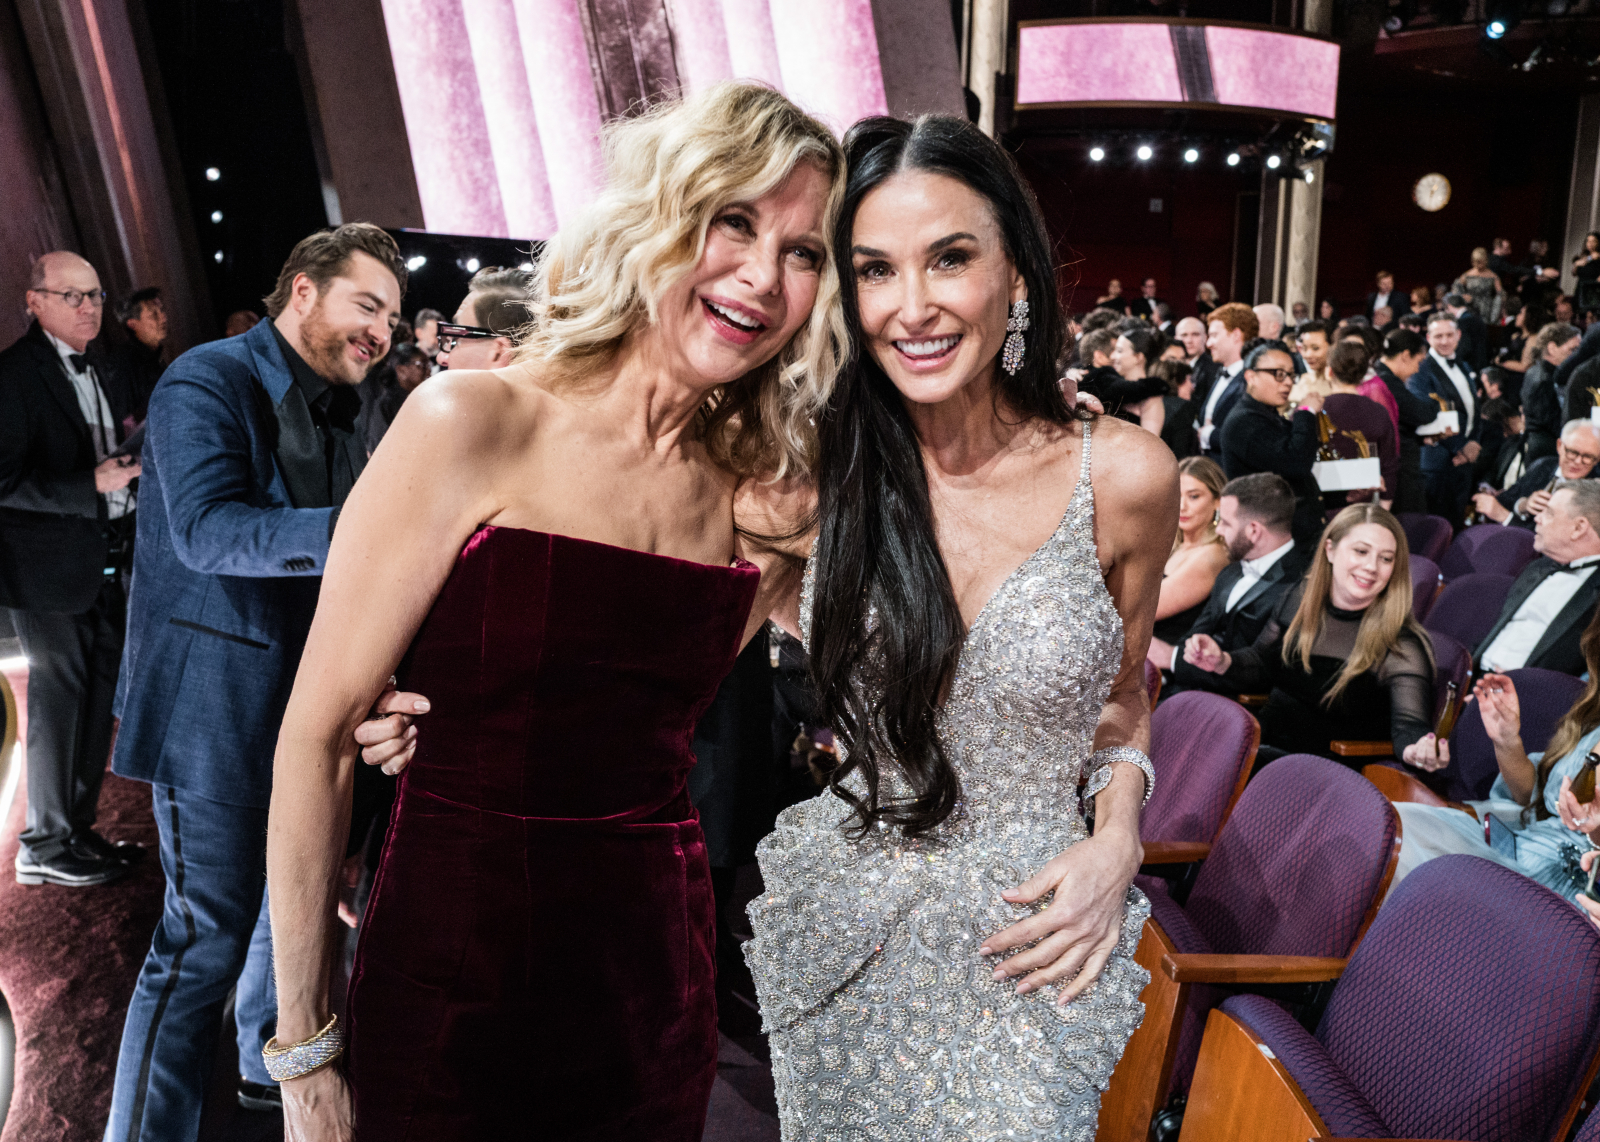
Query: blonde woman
1196 280 1220 318
1153 456 1230 645
1453 246 1505 324
1185 503 1436 762
265 84 846 1141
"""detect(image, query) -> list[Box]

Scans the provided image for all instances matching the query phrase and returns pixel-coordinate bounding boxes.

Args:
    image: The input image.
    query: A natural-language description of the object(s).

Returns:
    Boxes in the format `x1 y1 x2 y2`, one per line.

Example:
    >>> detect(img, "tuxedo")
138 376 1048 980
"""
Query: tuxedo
1409 351 1479 524
1523 360 1562 461
1166 543 1312 696
1365 289 1396 320
0 321 137 871
1129 295 1164 321
1454 309 1489 373
1219 395 1324 544
1563 356 1600 425
1492 432 1533 490
1491 456 1564 531
1474 556 1600 676
1197 360 1247 459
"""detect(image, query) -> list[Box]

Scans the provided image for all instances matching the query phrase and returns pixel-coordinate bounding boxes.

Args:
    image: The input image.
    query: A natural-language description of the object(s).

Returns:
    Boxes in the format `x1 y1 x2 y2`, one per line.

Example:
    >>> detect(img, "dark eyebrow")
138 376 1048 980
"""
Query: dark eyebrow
852 245 888 258
928 232 978 253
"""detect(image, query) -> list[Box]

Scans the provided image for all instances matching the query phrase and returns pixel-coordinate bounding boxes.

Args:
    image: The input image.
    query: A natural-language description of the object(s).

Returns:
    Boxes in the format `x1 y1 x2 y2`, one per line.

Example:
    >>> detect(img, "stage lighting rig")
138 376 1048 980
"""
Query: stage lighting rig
1136 144 1153 160
1485 0 1521 39
1089 146 1105 161
1183 148 1199 163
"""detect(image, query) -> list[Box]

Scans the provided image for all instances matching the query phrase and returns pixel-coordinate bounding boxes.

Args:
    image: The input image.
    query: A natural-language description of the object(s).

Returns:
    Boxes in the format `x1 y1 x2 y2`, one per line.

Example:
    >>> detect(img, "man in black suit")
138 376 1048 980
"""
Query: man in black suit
1372 328 1438 514
1476 479 1600 675
1365 270 1397 322
1443 292 1488 373
1151 473 1309 696
1219 341 1325 544
1471 419 1600 530
0 252 142 886
1129 277 1163 321
1408 312 1481 526
1195 302 1260 459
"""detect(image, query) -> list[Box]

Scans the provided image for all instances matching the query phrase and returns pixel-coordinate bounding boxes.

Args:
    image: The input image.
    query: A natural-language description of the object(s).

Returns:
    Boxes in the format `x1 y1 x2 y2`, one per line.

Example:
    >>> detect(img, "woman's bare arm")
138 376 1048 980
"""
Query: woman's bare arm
267 372 515 1050
1154 543 1226 620
734 472 818 644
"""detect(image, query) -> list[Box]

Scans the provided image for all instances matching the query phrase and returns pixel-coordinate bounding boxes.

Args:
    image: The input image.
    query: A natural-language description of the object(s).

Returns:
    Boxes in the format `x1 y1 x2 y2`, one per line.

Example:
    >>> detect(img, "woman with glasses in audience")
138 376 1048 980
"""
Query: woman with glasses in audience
1397 608 1600 907
1185 503 1436 764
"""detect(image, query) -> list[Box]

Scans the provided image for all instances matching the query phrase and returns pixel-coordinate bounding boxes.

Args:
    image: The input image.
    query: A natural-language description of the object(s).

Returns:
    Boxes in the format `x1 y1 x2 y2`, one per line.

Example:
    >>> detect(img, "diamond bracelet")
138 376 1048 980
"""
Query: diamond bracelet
262 1013 345 1082
1083 746 1155 806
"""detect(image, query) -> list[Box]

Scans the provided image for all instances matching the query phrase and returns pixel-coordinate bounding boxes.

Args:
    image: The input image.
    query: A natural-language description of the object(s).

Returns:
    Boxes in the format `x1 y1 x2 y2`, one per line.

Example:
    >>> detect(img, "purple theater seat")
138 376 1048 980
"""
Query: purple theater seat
1144 753 1399 1097
1142 691 1258 846
1424 572 1515 650
1219 854 1600 1142
1468 525 1538 578
1445 667 1587 802
1409 554 1442 622
1438 522 1506 580
1576 1107 1600 1141
1397 512 1452 564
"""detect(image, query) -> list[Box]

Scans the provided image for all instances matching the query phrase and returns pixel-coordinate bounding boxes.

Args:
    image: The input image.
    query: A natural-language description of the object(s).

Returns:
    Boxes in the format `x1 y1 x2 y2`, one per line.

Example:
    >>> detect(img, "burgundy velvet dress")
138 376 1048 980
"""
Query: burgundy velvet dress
347 526 758 1140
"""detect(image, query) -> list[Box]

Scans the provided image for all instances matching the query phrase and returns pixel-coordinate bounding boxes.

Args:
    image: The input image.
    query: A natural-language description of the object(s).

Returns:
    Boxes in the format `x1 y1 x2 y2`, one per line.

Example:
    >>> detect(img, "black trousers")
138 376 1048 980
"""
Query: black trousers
7 573 125 863
1423 463 1473 529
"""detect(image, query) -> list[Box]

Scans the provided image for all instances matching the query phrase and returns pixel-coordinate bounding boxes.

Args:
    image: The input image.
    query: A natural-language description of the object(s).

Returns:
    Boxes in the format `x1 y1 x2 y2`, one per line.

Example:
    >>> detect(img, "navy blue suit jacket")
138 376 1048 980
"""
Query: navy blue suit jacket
112 319 342 809
1408 355 1478 473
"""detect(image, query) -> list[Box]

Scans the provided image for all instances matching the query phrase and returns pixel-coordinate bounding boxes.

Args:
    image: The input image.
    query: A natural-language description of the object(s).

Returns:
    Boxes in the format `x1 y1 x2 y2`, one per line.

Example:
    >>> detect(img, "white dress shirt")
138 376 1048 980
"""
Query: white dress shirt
1479 554 1600 671
1373 290 1392 312
44 330 132 519
1168 538 1296 669
1427 348 1475 436
1198 359 1245 451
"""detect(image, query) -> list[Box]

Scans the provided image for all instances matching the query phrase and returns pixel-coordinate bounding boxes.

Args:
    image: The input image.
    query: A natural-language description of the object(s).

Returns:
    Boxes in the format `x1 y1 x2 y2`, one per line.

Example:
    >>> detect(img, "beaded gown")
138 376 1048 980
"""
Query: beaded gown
744 425 1151 1142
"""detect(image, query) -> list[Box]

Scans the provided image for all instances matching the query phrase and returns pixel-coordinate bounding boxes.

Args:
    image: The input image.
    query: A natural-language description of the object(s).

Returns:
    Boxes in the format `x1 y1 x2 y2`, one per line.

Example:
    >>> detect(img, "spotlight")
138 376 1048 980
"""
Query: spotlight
1227 152 1241 167
1487 17 1509 36
1089 146 1105 162
1183 148 1199 163
1485 0 1521 38
1304 168 1316 184
204 167 220 181
1136 145 1153 161
465 257 481 273
406 255 427 272
213 250 224 263
210 210 223 223
1266 154 1282 169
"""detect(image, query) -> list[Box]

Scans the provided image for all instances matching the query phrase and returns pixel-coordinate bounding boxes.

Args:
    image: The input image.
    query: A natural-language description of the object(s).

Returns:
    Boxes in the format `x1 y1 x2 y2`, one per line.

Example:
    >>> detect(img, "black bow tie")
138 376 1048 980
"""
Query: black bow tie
1441 357 1458 368
68 353 88 373
1554 561 1596 574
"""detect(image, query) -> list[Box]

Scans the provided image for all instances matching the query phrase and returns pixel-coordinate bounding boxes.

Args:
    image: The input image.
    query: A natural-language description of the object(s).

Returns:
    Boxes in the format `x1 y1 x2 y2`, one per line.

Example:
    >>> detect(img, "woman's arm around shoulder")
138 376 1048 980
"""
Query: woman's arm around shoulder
266 366 534 1136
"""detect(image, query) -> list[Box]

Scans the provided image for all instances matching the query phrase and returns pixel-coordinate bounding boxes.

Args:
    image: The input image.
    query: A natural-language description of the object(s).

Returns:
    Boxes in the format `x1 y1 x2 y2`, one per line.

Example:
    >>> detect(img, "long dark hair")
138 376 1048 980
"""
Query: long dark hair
809 116 1079 839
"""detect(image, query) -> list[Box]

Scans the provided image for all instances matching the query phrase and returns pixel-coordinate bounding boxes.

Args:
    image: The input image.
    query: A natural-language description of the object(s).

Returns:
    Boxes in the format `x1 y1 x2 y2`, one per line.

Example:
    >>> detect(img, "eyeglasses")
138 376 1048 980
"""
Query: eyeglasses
435 322 496 355
1562 445 1600 467
1248 367 1296 382
33 287 106 310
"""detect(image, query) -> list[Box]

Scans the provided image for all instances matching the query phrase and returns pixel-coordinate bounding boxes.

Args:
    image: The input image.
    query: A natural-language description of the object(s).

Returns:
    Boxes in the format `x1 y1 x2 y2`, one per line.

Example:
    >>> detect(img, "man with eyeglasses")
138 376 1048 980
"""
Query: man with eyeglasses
1219 340 1327 545
1472 418 1600 530
0 251 142 887
437 266 532 371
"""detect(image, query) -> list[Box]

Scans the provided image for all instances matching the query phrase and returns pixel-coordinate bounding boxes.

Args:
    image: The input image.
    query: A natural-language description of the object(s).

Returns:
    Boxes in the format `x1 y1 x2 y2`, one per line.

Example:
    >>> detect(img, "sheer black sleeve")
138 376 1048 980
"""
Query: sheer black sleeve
1220 588 1301 690
1379 630 1436 755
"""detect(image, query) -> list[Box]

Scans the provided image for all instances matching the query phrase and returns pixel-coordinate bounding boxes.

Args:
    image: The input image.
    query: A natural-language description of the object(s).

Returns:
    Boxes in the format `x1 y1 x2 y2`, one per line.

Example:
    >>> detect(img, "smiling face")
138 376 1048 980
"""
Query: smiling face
1207 320 1245 367
1298 329 1330 373
849 170 1024 410
649 161 829 391
1559 430 1600 479
1427 319 1460 359
1326 521 1397 610
1110 335 1145 380
286 251 403 385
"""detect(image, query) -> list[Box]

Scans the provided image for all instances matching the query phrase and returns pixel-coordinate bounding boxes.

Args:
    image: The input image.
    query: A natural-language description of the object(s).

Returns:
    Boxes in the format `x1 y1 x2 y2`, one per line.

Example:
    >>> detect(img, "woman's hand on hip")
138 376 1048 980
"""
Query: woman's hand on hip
979 827 1142 1005
281 1066 353 1142
353 679 430 775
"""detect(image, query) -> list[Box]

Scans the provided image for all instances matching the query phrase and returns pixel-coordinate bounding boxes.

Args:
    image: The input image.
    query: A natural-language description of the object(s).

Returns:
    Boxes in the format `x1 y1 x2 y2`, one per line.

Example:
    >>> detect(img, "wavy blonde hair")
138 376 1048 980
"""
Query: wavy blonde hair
517 82 848 478
1284 503 1433 705
1173 456 1226 554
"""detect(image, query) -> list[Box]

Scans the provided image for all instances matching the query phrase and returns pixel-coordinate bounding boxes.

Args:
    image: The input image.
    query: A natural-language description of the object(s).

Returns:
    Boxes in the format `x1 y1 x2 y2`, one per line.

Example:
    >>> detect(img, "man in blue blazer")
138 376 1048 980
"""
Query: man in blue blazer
1408 312 1480 527
104 224 405 1141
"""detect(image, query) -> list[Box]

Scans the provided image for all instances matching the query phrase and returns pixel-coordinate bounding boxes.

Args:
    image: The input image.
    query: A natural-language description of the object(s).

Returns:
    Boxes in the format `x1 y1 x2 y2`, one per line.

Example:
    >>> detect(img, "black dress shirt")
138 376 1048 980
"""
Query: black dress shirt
269 325 363 530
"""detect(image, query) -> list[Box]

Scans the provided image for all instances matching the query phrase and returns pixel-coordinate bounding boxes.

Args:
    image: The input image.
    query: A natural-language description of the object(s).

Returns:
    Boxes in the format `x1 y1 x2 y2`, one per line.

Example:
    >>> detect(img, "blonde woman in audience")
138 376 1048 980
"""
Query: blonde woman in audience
1153 456 1231 646
1186 503 1436 763
1397 608 1600 907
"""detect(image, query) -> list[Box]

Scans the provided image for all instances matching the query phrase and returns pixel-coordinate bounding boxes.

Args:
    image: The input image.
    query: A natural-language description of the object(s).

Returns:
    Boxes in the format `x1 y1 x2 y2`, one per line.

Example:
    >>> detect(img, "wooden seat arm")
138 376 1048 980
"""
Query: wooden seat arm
1362 766 1478 819
1315 1137 1475 1141
1236 693 1268 708
1161 953 1346 984
1330 740 1394 758
1139 841 1211 865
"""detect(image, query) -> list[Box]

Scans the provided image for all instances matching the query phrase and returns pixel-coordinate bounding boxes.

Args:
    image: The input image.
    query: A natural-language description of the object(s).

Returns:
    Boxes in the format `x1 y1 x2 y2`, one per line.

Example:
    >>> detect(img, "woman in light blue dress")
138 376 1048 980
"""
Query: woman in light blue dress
1395 655 1600 906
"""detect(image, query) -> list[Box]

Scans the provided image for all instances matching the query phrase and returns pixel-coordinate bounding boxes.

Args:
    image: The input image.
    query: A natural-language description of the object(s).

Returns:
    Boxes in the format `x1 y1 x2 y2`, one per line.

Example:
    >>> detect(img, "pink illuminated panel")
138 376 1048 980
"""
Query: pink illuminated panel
1015 25 1183 106
1016 21 1338 120
1205 27 1338 120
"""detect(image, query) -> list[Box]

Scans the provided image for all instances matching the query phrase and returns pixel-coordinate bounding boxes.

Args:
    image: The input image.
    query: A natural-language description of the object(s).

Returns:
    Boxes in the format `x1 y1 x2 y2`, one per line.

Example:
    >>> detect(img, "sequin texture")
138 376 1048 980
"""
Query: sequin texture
745 424 1151 1141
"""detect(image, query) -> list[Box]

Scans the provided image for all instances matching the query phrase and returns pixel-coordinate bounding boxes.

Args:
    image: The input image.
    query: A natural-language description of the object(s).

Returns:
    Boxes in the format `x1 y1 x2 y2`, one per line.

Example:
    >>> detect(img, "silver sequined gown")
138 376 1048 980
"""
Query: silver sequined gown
744 424 1151 1142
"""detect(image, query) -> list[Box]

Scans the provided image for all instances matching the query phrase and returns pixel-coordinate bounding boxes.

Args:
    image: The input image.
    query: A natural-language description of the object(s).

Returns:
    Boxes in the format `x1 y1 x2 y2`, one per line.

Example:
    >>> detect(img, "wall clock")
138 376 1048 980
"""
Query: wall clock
1413 173 1451 212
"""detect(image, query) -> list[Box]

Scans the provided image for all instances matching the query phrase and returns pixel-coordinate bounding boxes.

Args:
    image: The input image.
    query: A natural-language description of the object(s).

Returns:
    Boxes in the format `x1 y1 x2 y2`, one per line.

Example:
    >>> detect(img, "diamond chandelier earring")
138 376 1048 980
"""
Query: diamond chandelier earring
1001 299 1030 376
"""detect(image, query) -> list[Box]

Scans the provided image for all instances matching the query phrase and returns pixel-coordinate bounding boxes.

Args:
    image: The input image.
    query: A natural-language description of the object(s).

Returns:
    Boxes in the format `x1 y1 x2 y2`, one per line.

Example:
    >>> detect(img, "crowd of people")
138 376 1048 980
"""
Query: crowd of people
2 78 1600 1141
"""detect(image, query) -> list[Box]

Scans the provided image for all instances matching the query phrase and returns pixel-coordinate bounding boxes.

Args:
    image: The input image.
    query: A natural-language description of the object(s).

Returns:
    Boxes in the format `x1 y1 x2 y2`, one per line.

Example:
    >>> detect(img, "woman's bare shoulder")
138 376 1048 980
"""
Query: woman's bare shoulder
388 365 548 453
1088 415 1179 513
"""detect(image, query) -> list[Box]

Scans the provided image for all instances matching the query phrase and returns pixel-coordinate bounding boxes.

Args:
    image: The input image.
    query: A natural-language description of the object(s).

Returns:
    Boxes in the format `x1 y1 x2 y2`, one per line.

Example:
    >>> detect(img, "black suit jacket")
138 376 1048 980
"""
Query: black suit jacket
1492 455 1558 531
1564 356 1600 425
1197 364 1246 458
1219 395 1324 544
1454 309 1488 373
1365 290 1397 320
1409 354 1478 471
1474 556 1600 676
1128 296 1163 321
0 322 134 612
1375 361 1437 513
1167 543 1311 694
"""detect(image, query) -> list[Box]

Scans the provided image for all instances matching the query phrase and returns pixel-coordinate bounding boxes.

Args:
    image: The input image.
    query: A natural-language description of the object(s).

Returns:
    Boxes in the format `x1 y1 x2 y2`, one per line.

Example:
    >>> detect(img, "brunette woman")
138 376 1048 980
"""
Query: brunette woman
1185 504 1435 763
1325 339 1399 507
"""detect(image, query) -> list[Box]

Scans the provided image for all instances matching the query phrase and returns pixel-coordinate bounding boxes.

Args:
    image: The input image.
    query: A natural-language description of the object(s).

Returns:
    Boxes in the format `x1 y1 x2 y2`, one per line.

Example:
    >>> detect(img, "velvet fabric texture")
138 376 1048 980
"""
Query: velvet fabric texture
347 527 758 1140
